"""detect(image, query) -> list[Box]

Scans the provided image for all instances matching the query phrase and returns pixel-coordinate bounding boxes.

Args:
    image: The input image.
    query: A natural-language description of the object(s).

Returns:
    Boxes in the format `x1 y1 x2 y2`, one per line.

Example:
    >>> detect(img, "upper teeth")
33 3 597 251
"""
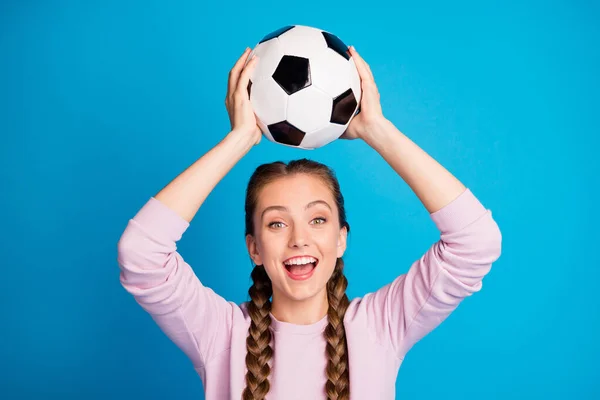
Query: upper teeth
284 256 317 265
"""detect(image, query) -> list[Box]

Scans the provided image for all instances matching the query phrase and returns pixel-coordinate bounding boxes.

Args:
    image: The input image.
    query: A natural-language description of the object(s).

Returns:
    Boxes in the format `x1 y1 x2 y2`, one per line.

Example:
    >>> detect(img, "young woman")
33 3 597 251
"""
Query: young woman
117 46 502 400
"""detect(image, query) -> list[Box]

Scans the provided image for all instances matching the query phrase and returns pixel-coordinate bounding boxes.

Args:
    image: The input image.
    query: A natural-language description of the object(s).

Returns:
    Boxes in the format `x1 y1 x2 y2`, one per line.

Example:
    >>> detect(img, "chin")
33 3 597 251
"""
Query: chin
283 276 329 302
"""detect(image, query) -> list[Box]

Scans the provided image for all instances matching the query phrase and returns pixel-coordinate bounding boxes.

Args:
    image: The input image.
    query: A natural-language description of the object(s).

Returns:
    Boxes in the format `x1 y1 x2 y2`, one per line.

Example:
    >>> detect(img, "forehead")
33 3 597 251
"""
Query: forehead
257 174 334 208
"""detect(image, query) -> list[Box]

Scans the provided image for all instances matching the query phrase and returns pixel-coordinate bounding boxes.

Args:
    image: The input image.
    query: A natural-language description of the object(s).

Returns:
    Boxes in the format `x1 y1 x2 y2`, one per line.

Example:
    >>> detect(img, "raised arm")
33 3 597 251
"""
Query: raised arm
117 48 262 368
344 47 502 358
154 48 262 222
358 188 501 358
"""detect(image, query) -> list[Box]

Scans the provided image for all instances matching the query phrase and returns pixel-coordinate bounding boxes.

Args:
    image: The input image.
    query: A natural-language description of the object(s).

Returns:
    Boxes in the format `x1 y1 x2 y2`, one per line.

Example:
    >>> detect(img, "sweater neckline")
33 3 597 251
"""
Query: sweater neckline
269 312 329 334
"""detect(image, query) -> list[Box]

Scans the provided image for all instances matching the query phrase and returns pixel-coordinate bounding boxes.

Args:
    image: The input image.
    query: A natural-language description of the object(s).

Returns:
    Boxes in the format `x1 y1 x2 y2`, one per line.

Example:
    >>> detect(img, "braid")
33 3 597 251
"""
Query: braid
242 265 274 400
324 258 350 400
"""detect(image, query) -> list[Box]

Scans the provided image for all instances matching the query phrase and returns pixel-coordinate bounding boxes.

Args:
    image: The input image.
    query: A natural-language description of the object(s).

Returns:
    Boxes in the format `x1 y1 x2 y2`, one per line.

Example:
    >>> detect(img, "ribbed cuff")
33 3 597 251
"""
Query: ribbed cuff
131 197 190 242
430 189 488 234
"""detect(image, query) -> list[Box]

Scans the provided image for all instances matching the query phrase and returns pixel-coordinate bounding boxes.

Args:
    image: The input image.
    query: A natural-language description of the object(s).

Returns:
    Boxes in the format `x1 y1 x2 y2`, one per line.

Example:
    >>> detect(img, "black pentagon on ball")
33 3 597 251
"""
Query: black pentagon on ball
259 25 295 44
272 55 311 95
331 88 358 125
268 121 306 146
322 31 350 60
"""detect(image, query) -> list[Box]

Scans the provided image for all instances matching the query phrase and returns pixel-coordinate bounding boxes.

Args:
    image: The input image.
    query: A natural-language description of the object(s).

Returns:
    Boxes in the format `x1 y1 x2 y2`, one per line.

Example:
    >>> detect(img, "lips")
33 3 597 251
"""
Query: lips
282 256 319 281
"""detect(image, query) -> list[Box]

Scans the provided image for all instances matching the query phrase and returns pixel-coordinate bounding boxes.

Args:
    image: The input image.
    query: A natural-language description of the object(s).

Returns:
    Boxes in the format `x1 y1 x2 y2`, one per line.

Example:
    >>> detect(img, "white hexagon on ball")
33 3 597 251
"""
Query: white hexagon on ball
286 86 332 134
301 123 347 150
277 25 328 59
312 47 352 99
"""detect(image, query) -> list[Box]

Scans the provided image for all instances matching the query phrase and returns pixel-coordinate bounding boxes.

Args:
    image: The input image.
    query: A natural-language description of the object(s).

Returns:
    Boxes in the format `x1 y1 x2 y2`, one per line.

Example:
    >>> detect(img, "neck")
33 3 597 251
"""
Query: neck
270 287 329 325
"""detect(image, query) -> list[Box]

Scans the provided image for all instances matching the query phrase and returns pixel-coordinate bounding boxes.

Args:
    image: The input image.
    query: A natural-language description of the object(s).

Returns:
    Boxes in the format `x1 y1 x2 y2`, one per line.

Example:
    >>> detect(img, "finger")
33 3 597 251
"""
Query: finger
236 54 259 97
228 48 252 96
364 61 374 81
228 48 252 95
349 46 374 82
350 46 373 78
349 46 370 83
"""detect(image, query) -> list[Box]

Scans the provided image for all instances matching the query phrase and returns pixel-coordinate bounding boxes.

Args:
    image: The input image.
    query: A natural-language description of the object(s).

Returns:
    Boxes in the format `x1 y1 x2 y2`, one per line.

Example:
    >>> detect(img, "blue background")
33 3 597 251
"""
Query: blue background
1 0 598 398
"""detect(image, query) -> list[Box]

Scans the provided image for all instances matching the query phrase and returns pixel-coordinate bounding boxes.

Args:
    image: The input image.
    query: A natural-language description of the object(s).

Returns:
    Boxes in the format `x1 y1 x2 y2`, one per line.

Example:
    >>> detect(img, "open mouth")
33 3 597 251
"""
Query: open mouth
282 257 318 280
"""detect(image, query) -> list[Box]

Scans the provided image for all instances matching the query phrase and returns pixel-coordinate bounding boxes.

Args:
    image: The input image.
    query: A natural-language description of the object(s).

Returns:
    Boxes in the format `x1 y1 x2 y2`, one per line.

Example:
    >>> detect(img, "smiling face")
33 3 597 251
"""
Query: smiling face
245 173 348 309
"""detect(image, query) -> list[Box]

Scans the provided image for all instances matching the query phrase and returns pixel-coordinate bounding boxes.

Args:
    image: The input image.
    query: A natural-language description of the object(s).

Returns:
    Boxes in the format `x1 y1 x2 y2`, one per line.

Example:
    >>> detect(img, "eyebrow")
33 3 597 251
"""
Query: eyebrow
260 200 332 220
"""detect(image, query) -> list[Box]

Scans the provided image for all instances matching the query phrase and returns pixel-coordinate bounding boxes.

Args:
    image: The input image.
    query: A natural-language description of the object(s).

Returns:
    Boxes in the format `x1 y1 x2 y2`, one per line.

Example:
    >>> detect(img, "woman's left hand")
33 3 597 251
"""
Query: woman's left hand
340 46 386 140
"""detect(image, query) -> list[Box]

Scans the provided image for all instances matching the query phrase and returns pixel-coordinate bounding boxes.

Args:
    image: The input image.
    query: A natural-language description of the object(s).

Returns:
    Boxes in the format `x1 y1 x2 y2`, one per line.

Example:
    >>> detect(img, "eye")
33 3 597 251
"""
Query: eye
311 217 327 225
268 221 286 229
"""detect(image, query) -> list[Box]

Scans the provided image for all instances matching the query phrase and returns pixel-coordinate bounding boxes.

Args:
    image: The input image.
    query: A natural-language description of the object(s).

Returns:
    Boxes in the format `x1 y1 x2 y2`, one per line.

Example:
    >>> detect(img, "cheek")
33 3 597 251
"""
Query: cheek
257 234 284 256
319 230 341 252
256 235 284 271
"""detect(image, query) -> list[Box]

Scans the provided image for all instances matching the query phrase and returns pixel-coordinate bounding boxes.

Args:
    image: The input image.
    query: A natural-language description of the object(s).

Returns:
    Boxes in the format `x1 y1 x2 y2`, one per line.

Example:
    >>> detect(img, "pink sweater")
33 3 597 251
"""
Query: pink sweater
117 188 502 399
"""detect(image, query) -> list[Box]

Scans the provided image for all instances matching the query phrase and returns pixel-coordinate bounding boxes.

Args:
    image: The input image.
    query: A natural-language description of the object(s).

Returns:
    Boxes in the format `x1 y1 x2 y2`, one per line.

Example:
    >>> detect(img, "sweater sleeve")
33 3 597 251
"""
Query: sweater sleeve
357 188 502 359
116 197 235 369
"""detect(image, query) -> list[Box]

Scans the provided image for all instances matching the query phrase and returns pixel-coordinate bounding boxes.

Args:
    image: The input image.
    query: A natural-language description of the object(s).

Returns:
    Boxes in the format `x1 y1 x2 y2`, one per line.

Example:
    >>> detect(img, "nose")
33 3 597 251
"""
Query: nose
288 223 309 248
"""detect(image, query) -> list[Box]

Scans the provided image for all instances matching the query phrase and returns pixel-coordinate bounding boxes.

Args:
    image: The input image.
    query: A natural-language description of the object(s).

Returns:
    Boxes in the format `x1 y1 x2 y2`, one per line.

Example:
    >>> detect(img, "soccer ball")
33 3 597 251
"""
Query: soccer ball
247 25 361 150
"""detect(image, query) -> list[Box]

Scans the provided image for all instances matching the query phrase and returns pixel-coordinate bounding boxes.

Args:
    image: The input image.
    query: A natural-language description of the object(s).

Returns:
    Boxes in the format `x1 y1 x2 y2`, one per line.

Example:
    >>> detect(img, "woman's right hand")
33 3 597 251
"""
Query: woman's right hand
225 48 262 146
